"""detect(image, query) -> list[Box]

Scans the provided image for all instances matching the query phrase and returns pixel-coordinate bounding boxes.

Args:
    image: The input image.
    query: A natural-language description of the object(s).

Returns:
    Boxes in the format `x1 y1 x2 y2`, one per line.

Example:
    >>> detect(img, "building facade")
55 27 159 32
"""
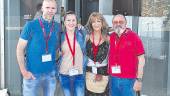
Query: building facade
0 0 170 96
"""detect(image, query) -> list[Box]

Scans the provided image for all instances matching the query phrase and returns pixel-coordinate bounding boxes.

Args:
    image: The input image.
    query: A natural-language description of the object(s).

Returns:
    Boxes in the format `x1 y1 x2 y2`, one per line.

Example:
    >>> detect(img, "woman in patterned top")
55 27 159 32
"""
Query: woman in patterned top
85 12 110 96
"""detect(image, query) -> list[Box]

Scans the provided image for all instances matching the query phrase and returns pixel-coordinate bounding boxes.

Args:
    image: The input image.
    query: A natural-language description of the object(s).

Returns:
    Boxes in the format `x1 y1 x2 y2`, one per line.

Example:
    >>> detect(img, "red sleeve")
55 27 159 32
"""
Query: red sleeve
134 33 145 55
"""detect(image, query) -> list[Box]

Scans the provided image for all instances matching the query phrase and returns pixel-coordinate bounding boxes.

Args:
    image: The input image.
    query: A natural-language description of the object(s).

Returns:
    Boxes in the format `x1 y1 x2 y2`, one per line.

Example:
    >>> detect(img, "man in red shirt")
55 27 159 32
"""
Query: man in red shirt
108 14 145 96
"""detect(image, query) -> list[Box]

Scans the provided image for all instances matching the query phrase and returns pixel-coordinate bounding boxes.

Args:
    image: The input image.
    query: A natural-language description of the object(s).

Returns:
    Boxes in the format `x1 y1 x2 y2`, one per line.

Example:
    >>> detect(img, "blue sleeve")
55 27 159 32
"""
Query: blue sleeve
20 21 32 40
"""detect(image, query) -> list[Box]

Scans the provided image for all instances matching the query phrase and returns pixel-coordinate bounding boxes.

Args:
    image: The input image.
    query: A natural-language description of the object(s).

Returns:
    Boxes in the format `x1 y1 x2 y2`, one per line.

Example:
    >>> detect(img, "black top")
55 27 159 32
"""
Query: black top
86 39 109 75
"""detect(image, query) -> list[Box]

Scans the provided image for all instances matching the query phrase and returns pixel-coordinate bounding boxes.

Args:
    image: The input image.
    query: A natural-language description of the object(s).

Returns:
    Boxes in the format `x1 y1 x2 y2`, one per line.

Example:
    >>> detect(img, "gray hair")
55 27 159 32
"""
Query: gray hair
112 14 127 24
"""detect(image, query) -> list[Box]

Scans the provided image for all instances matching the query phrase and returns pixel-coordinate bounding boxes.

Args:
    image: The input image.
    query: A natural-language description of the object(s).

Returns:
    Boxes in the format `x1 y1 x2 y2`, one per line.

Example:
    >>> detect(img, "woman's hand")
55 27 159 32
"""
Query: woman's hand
95 74 103 81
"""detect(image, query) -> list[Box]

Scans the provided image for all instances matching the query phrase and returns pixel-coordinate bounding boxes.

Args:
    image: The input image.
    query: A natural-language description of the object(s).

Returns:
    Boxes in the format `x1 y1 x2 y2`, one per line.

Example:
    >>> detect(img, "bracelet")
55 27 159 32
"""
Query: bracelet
136 78 143 82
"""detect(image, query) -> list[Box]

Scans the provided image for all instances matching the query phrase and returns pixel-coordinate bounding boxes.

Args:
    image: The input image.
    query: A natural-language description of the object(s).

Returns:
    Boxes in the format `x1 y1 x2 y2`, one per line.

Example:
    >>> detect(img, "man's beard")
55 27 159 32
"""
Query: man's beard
114 25 124 35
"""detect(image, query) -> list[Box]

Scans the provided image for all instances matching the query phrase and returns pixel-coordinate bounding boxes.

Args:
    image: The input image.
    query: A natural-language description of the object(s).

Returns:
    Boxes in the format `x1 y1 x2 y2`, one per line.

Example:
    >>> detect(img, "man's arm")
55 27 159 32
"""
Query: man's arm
137 54 145 79
133 54 145 91
16 38 35 79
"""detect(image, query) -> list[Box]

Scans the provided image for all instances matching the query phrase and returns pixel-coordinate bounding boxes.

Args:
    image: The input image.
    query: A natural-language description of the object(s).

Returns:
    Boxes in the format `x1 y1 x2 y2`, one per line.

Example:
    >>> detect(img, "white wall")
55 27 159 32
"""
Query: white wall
0 0 5 89
99 0 112 15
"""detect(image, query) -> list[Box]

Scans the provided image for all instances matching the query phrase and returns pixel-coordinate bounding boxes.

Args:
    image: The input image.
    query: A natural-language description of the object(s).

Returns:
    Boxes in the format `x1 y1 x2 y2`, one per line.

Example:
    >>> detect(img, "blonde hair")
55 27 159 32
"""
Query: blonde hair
43 0 56 2
42 0 56 5
85 12 109 35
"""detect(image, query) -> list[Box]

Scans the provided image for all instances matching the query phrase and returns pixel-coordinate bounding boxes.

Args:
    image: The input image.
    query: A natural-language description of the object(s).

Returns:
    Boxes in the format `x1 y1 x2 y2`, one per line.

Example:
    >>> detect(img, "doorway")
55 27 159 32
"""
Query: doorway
81 0 99 25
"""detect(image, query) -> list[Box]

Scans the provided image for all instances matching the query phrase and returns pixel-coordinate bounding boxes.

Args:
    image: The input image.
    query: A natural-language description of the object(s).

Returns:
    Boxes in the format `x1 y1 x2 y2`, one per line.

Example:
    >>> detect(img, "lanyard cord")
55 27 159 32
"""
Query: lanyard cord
39 18 54 53
65 32 76 66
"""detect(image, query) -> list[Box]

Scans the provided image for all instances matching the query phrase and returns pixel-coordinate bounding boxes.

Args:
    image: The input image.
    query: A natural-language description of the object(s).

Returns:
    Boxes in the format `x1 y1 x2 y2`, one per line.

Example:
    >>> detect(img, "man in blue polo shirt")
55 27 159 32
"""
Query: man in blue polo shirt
16 0 60 96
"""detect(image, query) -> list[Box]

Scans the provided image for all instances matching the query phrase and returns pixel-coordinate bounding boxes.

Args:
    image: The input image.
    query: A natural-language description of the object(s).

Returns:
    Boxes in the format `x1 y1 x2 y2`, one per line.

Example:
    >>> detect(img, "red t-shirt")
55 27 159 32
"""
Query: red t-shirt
108 28 145 78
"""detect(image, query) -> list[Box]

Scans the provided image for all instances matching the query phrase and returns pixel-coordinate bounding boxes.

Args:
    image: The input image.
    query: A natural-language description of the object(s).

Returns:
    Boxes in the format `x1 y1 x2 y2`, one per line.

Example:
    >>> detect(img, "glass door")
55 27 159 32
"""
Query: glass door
4 0 22 95
139 0 170 96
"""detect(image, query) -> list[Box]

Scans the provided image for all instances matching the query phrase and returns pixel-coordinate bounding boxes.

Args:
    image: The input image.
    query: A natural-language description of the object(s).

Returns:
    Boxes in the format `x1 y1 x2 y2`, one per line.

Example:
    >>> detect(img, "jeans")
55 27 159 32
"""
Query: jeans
109 76 135 96
59 74 85 96
23 71 56 96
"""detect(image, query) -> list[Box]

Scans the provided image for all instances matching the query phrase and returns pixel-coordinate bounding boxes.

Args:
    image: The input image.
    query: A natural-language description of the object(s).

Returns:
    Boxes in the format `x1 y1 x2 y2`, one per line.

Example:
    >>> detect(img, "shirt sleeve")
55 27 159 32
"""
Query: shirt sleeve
134 34 145 56
20 21 32 40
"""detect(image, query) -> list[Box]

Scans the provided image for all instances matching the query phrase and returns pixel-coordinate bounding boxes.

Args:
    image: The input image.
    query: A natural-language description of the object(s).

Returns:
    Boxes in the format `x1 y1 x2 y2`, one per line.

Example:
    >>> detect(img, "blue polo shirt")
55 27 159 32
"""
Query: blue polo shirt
20 17 61 74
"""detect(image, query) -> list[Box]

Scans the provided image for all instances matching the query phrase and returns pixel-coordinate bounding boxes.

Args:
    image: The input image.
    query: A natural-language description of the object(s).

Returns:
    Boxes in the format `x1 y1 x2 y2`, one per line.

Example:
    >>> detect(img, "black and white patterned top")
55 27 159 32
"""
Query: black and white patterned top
86 39 109 75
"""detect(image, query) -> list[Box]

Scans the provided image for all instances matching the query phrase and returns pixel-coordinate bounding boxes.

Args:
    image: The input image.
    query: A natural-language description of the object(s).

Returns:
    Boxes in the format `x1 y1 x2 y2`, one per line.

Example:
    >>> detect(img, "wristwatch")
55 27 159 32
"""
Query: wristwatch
136 78 143 82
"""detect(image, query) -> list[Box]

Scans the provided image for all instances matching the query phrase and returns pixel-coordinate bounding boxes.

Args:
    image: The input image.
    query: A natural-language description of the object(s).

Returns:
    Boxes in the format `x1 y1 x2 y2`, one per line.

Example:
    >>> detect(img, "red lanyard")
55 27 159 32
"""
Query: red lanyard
65 32 76 66
39 18 54 53
92 32 102 63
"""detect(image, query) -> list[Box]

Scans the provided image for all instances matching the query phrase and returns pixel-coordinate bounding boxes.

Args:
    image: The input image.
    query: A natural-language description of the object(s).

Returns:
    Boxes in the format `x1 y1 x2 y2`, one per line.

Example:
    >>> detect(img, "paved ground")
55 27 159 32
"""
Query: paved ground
142 57 168 96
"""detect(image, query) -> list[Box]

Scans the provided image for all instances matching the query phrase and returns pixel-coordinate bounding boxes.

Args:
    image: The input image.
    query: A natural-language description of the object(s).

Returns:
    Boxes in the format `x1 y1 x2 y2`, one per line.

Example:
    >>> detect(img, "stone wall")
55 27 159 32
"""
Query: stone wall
141 0 170 17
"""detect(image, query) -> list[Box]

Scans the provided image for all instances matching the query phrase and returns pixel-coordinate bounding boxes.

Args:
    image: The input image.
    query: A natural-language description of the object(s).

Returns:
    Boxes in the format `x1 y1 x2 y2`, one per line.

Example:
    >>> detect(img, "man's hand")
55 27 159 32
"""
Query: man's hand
133 80 142 91
22 70 36 80
77 24 84 30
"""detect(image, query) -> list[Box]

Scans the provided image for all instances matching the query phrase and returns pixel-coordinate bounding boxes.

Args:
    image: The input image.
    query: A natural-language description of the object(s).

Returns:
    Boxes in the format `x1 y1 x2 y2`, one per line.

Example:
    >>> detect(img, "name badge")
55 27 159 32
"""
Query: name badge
69 68 79 76
112 66 121 74
42 54 52 62
92 66 97 74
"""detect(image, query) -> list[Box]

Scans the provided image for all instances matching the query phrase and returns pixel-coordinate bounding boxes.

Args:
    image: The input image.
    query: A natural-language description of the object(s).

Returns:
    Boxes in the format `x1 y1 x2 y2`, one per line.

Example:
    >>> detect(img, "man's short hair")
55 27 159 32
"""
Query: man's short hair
112 14 127 24
42 0 56 4
43 0 56 2
42 0 57 7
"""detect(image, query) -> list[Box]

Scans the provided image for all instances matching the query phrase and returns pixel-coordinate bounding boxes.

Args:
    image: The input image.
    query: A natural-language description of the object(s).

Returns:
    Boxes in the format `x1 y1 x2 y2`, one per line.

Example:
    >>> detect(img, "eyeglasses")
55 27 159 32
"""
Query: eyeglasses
113 20 125 24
